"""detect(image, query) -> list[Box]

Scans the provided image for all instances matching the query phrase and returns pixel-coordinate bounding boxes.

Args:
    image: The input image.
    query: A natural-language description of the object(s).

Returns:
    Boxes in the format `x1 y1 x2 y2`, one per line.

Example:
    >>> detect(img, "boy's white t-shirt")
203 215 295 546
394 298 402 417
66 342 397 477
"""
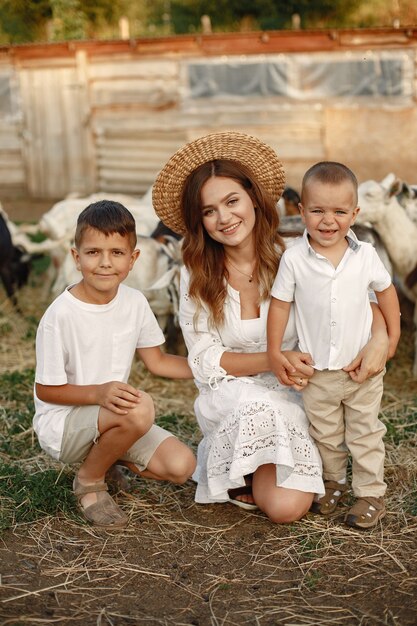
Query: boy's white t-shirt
34 283 165 459
271 229 392 370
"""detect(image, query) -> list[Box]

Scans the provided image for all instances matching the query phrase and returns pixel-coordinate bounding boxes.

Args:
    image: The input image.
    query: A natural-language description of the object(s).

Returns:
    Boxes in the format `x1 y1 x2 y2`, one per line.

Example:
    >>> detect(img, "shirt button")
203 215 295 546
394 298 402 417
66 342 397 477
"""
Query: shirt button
331 298 336 303
331 321 336 326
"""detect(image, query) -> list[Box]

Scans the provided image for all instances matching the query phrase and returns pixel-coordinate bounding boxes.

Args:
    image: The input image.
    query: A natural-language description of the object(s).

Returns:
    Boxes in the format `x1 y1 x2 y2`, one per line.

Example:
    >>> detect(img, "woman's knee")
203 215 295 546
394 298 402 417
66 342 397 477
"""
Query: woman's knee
263 493 313 524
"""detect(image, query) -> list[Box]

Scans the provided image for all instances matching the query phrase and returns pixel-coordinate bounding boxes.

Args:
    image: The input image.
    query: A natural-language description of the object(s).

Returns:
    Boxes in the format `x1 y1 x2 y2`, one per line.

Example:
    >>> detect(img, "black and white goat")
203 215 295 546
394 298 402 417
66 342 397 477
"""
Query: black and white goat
0 213 31 311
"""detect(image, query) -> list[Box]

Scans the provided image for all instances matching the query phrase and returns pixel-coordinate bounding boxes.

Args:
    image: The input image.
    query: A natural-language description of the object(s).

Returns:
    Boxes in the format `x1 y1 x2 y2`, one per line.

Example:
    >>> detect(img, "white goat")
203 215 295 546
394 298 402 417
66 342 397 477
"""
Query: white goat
357 178 417 377
38 189 158 242
0 205 61 257
35 190 161 283
380 173 417 224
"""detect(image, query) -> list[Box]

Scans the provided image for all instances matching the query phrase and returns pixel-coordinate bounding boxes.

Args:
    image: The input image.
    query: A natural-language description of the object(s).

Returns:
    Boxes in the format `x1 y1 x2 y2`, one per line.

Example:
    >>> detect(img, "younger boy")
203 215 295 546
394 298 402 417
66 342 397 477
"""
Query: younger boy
267 162 401 529
33 200 196 529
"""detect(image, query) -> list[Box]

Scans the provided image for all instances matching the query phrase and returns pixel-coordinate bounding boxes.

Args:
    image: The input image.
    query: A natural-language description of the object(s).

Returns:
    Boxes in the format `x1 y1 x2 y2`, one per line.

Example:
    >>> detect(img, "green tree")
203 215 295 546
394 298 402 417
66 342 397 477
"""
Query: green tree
148 0 364 35
0 0 414 43
0 0 52 44
0 0 128 43
50 0 87 40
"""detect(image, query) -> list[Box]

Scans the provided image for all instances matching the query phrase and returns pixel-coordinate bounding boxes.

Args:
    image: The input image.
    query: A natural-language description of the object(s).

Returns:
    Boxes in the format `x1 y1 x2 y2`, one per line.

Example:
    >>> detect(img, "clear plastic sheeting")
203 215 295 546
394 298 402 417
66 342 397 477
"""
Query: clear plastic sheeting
297 55 406 97
188 59 289 98
187 50 414 102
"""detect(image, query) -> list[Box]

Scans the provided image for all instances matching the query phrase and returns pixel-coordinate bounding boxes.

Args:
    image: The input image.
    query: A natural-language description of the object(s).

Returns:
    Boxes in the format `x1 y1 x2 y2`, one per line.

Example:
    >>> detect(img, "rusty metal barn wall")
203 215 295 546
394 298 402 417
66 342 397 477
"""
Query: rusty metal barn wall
0 119 25 189
0 56 25 191
89 54 326 195
90 56 186 195
1 30 416 199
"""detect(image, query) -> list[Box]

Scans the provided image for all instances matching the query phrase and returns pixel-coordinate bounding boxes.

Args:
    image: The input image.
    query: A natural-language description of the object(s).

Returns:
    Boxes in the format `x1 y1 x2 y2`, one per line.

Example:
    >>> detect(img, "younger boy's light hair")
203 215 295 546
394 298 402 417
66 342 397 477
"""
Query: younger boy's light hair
301 161 358 204
74 200 137 249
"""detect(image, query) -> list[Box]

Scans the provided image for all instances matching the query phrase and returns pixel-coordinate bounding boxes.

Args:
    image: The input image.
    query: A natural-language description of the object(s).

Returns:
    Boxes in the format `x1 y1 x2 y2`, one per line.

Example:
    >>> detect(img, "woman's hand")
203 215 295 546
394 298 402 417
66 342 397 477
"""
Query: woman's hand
281 351 314 390
343 333 389 383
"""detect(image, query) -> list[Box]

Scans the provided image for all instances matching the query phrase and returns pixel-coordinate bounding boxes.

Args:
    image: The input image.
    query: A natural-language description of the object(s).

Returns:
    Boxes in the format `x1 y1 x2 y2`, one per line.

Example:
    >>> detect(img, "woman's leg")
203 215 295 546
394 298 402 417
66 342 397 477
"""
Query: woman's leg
123 436 196 484
253 464 314 523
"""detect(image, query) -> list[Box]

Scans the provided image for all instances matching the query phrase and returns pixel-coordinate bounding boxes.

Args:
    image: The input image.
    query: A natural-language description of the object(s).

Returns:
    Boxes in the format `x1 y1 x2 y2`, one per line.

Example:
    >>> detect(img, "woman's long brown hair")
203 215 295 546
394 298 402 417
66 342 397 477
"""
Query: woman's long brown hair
181 159 285 327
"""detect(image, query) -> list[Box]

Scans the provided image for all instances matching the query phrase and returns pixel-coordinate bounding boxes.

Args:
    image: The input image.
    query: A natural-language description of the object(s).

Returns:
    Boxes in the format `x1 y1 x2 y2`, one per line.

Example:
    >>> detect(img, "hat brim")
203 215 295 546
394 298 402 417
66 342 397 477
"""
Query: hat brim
152 131 286 235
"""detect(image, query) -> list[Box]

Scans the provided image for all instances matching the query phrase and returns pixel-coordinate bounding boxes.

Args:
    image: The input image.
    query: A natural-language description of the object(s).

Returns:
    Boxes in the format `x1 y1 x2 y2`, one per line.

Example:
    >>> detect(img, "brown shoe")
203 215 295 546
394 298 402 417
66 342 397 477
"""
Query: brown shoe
73 476 128 529
345 496 386 529
310 480 348 515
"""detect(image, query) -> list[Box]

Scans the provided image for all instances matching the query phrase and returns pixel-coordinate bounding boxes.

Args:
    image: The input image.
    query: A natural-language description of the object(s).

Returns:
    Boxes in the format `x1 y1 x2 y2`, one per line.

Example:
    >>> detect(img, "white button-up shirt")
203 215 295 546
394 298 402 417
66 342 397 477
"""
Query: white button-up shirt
271 229 392 370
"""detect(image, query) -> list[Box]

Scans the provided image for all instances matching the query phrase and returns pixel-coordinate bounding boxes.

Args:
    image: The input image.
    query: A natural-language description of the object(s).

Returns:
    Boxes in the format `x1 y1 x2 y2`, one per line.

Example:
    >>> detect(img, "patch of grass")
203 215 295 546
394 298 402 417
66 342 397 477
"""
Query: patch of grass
31 252 51 276
404 482 417 516
156 412 197 440
0 319 13 336
23 316 38 340
0 462 76 530
304 569 322 589
26 230 47 243
381 395 417 445
0 368 35 404
297 535 323 561
0 412 36 460
0 368 37 459
218 583 230 590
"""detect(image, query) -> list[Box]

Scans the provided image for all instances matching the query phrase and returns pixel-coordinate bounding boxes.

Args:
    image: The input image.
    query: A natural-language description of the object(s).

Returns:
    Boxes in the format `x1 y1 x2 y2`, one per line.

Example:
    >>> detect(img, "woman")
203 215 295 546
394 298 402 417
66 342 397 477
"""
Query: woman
152 132 389 523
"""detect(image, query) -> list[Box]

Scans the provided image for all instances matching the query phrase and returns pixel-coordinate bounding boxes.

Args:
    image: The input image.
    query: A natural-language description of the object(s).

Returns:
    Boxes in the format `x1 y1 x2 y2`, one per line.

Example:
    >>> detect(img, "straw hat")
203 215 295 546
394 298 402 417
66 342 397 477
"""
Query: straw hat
152 131 286 235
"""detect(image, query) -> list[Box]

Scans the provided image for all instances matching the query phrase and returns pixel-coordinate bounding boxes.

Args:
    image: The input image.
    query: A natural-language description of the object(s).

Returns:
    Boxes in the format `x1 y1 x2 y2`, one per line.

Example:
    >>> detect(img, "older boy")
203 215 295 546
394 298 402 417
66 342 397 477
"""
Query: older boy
267 162 401 529
34 200 195 529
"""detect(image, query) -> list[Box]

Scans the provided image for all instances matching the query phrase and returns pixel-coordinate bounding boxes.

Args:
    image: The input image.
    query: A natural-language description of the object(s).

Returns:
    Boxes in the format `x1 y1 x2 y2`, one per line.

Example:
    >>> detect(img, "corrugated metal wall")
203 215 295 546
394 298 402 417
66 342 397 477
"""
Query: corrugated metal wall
18 55 95 198
0 36 416 199
0 119 25 187
89 53 327 193
0 58 25 190
91 57 186 195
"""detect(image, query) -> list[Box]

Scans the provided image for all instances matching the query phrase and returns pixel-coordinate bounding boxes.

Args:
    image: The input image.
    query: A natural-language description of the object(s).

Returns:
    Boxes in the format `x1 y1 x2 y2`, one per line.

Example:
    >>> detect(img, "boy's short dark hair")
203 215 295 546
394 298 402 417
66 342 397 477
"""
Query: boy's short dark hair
301 161 358 203
74 200 137 249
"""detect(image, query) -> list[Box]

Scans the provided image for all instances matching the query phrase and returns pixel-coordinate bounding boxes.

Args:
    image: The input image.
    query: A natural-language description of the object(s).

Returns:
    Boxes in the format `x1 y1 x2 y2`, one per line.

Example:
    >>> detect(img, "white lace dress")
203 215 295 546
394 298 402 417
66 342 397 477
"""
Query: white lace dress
179 267 324 504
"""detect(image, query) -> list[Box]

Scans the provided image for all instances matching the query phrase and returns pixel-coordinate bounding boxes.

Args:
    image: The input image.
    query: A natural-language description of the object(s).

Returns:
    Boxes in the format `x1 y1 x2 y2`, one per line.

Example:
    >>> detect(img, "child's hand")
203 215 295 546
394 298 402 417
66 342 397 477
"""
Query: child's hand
97 381 142 414
269 351 298 386
282 351 314 390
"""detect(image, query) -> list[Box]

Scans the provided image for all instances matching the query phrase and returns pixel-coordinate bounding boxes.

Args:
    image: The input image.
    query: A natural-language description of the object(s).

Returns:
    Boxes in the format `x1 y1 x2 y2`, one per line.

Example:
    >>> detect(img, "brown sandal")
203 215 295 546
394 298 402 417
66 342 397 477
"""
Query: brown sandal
73 477 128 528
345 496 386 529
310 480 348 515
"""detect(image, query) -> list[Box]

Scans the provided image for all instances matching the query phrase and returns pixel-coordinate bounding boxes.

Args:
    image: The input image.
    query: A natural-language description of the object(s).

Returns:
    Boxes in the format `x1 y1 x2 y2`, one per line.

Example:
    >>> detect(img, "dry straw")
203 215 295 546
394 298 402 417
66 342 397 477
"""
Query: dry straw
1 243 416 626
152 131 286 235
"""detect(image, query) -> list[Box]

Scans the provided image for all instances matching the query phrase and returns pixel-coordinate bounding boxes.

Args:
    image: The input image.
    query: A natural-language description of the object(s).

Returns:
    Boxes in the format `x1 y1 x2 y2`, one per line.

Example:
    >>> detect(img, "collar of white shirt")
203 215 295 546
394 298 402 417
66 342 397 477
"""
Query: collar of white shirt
302 227 360 255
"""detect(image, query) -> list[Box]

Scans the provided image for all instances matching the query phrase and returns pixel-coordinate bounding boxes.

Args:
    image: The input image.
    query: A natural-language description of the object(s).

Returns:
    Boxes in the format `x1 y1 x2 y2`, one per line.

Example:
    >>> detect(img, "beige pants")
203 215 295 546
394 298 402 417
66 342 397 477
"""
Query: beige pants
302 369 386 498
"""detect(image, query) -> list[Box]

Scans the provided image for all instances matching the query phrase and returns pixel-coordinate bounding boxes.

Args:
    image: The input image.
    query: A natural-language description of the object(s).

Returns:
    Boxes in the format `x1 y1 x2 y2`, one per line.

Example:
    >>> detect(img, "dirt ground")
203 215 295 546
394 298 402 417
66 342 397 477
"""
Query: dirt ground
0 197 416 626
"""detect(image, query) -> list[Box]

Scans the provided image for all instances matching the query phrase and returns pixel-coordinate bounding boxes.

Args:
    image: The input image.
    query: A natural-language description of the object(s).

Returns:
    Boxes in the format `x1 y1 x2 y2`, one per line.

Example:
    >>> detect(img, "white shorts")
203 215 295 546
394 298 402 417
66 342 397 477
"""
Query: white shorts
59 405 173 470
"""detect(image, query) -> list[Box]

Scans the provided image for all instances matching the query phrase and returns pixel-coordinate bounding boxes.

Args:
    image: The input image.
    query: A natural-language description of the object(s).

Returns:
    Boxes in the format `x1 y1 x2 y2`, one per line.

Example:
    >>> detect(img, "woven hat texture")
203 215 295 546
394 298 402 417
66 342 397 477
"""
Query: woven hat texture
152 131 285 235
